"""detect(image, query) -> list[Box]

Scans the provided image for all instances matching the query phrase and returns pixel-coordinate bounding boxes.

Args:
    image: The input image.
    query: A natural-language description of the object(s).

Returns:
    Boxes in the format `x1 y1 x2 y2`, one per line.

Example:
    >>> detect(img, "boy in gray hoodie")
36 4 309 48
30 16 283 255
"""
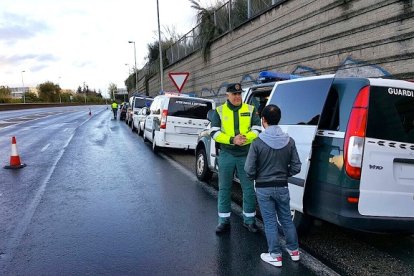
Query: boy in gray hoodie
244 104 301 268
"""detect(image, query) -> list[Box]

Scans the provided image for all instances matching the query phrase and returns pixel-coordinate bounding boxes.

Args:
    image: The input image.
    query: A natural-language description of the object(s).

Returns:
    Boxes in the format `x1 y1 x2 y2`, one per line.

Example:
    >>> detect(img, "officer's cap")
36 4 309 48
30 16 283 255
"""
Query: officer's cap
226 83 242 93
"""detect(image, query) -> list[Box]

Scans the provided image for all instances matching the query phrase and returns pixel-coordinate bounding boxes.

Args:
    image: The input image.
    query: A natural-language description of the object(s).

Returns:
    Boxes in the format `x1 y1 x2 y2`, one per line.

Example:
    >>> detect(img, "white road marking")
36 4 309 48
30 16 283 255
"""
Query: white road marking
41 143 50 152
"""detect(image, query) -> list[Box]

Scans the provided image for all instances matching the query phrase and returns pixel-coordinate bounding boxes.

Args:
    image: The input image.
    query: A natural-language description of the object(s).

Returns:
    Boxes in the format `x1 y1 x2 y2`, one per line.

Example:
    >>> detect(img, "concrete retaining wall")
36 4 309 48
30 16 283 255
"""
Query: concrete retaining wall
138 0 414 102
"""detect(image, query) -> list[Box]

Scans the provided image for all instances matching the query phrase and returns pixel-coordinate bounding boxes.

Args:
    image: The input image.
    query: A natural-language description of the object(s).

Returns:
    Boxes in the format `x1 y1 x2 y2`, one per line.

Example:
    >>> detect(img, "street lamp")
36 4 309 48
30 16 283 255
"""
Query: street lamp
21 70 26 103
58 76 62 103
128 41 138 93
156 0 164 93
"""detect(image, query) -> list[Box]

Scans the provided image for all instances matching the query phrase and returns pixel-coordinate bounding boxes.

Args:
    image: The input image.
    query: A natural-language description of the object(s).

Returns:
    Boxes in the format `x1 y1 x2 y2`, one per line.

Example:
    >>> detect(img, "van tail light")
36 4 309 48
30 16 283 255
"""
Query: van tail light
347 197 359 204
160 109 168 129
344 86 370 180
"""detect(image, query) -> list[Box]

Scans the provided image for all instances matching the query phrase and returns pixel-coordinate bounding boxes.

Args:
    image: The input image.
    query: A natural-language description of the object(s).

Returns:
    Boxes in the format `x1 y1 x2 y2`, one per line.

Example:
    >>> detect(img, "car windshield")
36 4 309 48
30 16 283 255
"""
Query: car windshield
134 98 153 108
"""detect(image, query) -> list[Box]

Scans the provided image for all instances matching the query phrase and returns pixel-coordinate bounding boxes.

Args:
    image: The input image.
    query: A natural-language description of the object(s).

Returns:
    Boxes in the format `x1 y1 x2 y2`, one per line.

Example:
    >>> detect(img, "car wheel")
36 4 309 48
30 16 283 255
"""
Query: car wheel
195 149 213 181
131 121 136 132
152 133 159 153
291 209 313 236
137 125 141 136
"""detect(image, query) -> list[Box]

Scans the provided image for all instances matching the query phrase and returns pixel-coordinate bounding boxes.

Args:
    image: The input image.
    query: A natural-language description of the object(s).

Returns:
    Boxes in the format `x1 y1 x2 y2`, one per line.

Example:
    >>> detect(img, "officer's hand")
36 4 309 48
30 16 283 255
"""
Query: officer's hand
234 134 246 146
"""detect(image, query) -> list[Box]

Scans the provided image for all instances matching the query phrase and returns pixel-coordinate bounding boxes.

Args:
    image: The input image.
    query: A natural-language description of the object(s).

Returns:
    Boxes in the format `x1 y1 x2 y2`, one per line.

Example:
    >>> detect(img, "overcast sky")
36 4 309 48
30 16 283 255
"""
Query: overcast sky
0 0 214 97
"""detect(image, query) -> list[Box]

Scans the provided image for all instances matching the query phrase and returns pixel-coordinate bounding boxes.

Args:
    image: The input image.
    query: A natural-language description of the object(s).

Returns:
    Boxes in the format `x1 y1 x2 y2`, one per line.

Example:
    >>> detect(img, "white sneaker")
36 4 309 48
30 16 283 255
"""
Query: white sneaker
260 253 282 267
288 249 300 261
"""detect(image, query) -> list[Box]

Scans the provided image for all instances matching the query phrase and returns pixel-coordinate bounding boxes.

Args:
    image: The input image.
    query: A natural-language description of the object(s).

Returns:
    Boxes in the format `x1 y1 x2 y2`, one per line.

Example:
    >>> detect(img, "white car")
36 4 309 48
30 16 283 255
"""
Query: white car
132 106 150 136
126 96 153 126
143 93 216 152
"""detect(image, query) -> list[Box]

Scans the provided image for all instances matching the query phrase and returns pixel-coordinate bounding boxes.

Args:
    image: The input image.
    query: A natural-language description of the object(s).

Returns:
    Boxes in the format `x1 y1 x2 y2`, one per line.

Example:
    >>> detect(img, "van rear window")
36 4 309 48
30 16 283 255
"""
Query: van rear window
134 98 153 108
168 98 213 119
268 79 333 125
367 86 414 144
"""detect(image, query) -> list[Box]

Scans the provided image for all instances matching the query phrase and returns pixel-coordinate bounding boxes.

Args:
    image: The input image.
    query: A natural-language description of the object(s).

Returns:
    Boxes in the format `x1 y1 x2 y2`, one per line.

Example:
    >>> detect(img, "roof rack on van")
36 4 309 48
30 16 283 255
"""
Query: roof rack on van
257 71 301 83
163 91 191 97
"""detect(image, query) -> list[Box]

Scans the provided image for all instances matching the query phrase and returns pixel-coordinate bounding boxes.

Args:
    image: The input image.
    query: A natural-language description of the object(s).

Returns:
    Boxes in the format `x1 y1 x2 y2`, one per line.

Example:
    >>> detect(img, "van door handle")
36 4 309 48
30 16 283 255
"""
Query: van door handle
394 158 414 164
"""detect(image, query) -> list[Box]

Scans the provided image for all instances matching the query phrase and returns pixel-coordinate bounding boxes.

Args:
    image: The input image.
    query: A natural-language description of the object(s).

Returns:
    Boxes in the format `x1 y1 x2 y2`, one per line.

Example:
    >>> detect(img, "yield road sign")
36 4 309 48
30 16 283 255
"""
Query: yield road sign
168 72 189 92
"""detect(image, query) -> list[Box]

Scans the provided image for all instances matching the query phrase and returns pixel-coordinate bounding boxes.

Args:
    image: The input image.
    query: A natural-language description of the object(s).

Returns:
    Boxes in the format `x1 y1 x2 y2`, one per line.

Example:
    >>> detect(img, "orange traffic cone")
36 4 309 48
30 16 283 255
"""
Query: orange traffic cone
4 136 26 169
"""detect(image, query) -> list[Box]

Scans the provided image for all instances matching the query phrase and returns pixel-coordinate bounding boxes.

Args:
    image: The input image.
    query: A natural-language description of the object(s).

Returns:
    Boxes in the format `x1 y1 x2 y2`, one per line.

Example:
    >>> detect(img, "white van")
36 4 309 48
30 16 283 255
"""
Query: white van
143 94 216 152
266 75 414 234
126 96 153 126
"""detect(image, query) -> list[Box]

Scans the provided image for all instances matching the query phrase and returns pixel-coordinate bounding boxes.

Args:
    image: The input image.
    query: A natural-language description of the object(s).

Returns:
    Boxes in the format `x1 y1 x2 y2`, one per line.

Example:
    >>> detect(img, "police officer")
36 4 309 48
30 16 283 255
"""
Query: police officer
111 101 118 119
211 83 261 234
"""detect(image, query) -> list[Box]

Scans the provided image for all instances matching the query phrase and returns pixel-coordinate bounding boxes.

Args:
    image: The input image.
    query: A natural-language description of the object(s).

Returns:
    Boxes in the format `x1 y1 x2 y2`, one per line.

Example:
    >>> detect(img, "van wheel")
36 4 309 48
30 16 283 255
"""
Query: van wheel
196 149 212 181
131 121 136 132
291 210 313 236
152 133 159 153
137 125 141 136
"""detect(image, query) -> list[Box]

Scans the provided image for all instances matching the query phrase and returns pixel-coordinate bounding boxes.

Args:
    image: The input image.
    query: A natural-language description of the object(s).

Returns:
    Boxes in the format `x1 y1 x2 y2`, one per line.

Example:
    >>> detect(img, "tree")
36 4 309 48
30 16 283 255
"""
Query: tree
0 86 11 103
108 83 117 100
60 92 73 103
37 81 61 102
125 73 136 93
25 92 39 103
190 0 221 62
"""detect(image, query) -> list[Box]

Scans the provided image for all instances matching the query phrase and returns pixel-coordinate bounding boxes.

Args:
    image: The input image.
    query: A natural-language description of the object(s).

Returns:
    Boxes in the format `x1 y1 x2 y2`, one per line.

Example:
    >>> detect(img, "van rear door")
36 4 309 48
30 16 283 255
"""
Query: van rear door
359 81 414 218
268 77 334 212
166 98 214 147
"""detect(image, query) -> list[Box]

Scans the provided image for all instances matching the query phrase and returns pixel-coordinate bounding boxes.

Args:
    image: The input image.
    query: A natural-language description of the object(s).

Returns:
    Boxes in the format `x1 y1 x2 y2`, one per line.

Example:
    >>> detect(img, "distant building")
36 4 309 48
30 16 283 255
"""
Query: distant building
115 88 128 101
9 87 38 98
116 88 128 96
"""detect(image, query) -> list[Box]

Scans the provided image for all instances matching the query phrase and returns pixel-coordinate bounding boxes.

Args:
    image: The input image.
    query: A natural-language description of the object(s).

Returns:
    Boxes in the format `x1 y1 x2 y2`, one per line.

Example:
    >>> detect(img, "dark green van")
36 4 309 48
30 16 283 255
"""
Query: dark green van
267 75 414 234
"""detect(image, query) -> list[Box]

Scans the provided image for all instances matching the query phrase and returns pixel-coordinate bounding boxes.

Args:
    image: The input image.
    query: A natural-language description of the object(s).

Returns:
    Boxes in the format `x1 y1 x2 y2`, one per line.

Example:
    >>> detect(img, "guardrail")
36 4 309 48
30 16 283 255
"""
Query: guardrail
0 103 104 111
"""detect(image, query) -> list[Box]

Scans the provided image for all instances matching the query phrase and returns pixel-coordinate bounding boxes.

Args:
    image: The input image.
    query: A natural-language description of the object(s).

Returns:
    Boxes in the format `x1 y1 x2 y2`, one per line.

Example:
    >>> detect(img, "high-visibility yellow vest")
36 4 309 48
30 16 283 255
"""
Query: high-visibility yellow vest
214 103 257 145
111 102 118 109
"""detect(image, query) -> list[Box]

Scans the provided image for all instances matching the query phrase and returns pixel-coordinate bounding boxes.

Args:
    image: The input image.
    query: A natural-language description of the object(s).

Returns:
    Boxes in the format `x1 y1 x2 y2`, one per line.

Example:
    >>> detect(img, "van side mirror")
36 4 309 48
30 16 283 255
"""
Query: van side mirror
207 110 215 122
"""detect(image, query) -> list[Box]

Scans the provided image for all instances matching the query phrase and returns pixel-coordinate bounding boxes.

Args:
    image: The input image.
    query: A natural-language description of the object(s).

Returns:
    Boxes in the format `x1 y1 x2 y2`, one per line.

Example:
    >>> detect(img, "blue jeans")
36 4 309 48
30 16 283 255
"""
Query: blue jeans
256 186 298 256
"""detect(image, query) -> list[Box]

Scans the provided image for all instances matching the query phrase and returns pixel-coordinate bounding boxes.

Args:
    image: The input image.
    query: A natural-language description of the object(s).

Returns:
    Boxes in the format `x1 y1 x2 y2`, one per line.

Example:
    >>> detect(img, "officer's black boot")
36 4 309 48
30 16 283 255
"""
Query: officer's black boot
215 223 230 234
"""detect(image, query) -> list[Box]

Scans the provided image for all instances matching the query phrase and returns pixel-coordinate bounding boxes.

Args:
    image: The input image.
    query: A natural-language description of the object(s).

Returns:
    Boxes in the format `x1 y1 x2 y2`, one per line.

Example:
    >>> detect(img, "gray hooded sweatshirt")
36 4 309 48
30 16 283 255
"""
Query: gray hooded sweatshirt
244 125 302 188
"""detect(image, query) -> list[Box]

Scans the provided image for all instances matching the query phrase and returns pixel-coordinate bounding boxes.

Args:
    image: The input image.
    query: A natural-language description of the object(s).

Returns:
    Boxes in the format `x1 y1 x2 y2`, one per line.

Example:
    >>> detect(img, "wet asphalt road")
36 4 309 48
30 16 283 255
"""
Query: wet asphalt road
0 106 324 275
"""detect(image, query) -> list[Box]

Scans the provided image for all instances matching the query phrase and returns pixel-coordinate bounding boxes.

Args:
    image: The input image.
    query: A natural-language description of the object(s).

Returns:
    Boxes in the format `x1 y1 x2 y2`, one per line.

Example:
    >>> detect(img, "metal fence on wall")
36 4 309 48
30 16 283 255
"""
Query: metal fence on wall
164 0 284 67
